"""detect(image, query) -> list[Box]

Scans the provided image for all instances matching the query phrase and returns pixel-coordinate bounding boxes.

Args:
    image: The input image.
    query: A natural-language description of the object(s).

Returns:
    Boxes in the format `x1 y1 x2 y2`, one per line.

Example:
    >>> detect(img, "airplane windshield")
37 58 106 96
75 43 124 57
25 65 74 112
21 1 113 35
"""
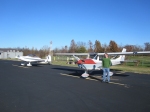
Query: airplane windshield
89 53 103 60
89 53 98 59
27 54 38 57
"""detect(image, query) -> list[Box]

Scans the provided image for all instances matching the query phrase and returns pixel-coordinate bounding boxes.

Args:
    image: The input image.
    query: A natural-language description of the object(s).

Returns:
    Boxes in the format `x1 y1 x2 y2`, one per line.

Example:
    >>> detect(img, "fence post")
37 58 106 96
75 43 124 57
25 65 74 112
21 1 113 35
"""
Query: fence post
142 61 143 66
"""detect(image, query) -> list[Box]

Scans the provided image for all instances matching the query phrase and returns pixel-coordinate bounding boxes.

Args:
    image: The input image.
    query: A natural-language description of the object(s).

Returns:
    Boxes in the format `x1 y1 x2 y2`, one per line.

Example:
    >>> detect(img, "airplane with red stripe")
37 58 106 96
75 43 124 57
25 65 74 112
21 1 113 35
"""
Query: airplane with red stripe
55 48 150 78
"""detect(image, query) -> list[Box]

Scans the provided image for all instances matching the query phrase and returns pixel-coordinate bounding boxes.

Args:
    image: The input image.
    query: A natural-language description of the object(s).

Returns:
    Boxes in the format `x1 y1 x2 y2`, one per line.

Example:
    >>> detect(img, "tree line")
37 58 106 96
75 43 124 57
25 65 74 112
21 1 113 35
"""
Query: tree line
53 39 150 53
1 40 150 58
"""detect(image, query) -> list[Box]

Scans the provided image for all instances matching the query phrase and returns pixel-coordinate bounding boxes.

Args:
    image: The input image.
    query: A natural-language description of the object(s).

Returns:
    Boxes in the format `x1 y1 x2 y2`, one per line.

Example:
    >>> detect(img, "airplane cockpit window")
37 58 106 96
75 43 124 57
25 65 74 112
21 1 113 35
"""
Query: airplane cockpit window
28 54 38 57
89 53 97 59
89 54 102 60
93 55 98 60
111 55 120 60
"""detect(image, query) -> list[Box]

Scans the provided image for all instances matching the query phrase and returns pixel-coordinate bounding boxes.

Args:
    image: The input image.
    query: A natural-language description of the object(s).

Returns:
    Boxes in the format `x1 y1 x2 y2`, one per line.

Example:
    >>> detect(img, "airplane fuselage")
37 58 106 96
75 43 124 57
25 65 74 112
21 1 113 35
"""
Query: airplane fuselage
16 55 51 66
19 56 43 62
77 58 121 70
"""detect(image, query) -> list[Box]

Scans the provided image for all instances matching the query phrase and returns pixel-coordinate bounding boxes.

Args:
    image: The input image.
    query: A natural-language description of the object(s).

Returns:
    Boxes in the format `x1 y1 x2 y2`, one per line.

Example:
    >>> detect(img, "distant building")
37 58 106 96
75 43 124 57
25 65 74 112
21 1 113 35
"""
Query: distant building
0 49 23 59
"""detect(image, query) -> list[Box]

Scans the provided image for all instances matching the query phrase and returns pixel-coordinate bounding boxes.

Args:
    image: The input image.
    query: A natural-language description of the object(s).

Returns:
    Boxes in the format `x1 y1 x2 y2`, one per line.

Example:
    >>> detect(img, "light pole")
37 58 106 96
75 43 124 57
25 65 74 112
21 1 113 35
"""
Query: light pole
50 41 52 55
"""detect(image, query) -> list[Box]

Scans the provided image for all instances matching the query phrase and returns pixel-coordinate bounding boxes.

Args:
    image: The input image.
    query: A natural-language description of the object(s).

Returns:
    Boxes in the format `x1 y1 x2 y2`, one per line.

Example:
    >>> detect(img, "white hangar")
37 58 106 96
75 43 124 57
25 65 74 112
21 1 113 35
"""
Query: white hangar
0 49 23 59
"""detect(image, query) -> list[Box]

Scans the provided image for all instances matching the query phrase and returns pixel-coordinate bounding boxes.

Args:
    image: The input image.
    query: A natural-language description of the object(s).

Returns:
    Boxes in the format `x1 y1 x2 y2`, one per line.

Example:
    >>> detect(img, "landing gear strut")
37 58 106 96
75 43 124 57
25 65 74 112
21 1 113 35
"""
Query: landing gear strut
81 70 89 78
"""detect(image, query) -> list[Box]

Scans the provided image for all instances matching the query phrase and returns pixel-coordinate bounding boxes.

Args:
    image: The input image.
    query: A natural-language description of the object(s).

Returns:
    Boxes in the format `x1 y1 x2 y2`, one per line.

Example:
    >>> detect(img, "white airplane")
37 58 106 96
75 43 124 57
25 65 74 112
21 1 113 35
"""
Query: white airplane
15 54 51 66
55 48 150 78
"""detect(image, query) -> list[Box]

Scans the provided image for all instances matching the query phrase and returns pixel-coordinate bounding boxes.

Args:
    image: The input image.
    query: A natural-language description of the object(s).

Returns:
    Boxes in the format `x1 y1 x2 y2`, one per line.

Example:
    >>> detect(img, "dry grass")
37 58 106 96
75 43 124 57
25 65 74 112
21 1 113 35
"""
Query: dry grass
111 65 150 74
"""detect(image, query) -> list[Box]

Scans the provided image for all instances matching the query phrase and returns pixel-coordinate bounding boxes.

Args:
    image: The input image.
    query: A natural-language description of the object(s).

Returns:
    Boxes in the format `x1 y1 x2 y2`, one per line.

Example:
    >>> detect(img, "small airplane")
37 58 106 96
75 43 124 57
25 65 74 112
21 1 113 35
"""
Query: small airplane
55 48 150 78
15 54 51 66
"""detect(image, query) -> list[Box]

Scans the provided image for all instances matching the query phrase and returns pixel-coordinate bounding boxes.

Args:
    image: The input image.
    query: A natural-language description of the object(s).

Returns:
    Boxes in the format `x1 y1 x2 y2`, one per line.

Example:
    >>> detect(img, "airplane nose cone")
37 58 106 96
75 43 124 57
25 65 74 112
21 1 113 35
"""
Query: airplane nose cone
77 60 81 64
77 60 84 64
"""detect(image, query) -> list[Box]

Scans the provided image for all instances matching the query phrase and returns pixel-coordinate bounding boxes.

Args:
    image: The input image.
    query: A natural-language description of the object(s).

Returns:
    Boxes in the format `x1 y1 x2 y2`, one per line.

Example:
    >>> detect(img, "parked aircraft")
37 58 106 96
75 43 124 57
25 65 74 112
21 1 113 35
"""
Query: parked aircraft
55 48 150 78
15 54 51 66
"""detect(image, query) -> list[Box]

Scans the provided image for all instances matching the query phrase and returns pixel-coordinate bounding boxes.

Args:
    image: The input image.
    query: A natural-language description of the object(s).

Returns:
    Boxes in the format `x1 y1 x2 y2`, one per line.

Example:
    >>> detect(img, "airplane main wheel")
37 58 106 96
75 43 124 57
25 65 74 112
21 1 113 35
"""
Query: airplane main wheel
21 63 25 66
109 72 113 76
81 73 89 78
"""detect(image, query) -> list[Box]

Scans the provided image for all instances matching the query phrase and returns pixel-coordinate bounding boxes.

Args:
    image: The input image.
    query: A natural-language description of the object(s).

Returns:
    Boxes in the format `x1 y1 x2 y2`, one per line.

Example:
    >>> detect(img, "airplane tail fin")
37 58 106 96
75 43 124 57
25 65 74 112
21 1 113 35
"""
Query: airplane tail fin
73 55 80 61
114 48 126 61
86 54 90 59
45 55 51 63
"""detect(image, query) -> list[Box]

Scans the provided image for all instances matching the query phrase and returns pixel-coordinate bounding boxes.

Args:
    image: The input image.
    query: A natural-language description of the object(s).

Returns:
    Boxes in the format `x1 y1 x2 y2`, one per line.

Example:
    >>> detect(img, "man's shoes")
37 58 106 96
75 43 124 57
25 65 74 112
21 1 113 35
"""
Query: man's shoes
101 80 110 83
101 80 105 83
106 81 110 83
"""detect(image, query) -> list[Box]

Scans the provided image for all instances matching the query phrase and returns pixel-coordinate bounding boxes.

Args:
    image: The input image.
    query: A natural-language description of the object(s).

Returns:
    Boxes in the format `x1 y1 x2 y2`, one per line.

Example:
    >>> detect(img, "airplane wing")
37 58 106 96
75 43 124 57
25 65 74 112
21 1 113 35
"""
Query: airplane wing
96 51 150 55
16 55 46 62
55 53 89 55
55 51 150 56
27 59 46 62
17 58 46 62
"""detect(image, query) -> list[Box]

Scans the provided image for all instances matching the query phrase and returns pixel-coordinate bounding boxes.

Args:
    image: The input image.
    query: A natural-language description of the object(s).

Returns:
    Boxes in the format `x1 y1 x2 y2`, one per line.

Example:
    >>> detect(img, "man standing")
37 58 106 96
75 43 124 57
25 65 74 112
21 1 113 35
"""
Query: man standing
102 53 112 83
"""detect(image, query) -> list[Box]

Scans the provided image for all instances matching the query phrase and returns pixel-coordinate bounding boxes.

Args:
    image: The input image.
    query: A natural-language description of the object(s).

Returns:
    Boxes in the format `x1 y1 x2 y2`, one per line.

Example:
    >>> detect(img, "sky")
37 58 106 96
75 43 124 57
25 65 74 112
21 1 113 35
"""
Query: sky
0 0 150 50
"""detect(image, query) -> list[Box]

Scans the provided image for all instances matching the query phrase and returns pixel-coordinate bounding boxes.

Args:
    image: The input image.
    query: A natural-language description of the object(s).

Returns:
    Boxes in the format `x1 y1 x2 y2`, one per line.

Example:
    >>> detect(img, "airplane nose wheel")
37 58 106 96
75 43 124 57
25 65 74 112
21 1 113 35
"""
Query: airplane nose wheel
20 61 26 66
27 62 32 66
81 70 89 78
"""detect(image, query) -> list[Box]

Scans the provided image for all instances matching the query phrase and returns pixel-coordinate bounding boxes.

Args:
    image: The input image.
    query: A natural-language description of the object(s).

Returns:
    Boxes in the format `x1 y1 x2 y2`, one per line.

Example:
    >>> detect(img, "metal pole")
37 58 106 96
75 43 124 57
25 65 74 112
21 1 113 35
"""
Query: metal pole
50 41 52 55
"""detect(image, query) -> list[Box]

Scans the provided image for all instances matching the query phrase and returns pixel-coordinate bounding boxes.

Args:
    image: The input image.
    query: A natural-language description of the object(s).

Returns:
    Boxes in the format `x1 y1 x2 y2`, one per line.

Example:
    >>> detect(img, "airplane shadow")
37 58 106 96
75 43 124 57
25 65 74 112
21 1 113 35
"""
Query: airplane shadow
31 64 51 67
53 67 83 76
32 64 52 67
52 67 129 77
113 74 129 77
110 69 130 77
14 63 50 67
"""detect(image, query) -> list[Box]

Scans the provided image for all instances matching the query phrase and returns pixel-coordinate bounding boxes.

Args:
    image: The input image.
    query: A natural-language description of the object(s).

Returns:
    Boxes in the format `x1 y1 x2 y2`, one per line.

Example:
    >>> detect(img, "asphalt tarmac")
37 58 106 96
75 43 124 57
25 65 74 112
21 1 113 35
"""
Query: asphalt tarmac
0 60 150 112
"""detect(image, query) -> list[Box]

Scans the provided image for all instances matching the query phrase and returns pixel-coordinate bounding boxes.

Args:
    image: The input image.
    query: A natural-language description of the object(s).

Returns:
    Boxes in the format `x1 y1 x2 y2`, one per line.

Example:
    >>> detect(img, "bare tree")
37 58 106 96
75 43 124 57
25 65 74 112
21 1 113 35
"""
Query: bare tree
69 39 76 53
144 42 150 51
53 47 61 53
60 46 68 53
88 40 94 53
22 47 30 56
39 45 50 58
109 40 119 52
102 43 109 52
132 45 144 51
65 45 68 52
124 45 133 52
94 40 103 53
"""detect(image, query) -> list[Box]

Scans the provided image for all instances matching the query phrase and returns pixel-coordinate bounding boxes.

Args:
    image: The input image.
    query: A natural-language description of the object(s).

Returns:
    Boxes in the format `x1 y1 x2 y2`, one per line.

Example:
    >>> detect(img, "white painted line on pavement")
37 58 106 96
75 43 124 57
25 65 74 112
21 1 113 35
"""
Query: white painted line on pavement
12 64 29 68
60 73 128 87
60 73 80 78
109 82 125 86
85 77 98 81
